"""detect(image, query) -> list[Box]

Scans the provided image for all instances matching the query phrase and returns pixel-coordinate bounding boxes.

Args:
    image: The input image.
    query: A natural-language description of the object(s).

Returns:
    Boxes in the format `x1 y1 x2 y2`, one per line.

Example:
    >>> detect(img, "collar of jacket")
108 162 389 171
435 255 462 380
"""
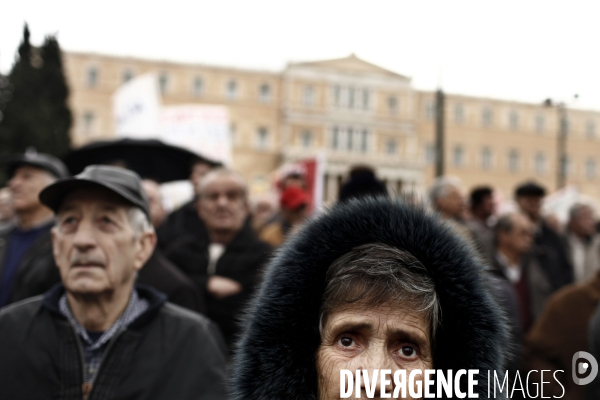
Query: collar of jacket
220 218 260 251
41 283 168 330
231 197 509 399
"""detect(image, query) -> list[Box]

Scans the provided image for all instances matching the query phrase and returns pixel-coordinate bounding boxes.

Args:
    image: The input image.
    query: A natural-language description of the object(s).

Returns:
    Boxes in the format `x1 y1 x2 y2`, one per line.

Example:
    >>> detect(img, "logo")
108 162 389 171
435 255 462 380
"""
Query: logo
572 351 598 385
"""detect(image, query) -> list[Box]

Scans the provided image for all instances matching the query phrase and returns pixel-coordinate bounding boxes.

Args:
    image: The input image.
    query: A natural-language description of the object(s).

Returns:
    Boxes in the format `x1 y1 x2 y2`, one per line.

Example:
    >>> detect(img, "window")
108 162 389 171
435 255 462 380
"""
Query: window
362 89 370 110
453 145 465 167
192 77 203 97
87 66 98 88
303 86 314 106
388 97 398 114
256 127 268 149
587 120 596 139
159 72 169 94
535 152 546 174
535 114 545 134
481 147 492 170
425 102 436 120
347 128 354 150
386 139 397 155
508 150 520 172
562 155 572 176
226 79 238 99
300 130 312 148
348 87 355 109
331 126 340 149
586 158 596 179
230 123 237 146
259 83 270 103
425 143 437 164
122 69 134 83
360 129 369 153
560 117 570 136
482 107 492 127
333 85 341 107
509 111 519 130
82 111 95 135
455 104 464 124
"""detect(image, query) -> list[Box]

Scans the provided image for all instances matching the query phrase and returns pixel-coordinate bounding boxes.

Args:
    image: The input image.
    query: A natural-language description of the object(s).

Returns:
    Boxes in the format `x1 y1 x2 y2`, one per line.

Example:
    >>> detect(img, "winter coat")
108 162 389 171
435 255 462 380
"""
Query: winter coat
231 198 510 399
0 284 227 400
0 222 60 305
524 271 600 400
535 221 574 290
157 199 208 250
165 221 272 347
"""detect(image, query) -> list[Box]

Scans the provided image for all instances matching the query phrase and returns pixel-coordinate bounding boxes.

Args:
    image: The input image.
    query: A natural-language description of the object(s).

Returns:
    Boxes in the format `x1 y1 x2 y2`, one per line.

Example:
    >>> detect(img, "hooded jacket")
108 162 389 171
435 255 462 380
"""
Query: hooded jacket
231 198 509 399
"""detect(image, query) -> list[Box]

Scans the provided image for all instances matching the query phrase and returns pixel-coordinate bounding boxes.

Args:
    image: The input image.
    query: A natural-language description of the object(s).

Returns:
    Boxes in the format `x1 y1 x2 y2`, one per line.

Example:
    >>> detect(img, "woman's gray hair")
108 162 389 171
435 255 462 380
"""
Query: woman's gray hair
319 243 440 339
127 207 154 237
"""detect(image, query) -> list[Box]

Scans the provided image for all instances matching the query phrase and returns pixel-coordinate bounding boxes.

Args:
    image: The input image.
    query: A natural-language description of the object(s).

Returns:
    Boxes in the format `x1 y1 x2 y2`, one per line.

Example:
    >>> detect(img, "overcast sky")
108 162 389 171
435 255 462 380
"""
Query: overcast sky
2 0 599 110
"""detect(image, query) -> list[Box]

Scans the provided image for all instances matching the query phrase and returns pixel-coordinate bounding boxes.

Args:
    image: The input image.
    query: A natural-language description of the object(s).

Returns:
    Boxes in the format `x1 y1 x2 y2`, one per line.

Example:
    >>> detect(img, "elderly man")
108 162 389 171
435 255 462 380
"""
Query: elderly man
0 151 68 308
564 203 600 283
0 165 227 399
515 181 573 290
166 168 271 348
429 176 465 222
231 198 508 398
157 159 214 249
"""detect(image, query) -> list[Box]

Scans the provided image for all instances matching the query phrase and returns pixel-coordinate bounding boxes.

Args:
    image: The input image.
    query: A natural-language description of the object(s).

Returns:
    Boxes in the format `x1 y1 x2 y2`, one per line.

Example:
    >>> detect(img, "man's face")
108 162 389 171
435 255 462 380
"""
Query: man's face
478 195 495 218
317 304 432 400
51 188 155 297
436 185 464 219
141 180 165 228
570 207 596 237
190 162 212 195
516 195 543 221
198 174 249 234
501 214 534 255
8 166 55 213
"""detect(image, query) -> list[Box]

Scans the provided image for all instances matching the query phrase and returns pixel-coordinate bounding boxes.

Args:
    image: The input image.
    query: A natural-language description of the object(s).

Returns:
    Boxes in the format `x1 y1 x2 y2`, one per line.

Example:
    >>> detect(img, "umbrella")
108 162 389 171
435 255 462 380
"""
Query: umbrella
63 138 221 183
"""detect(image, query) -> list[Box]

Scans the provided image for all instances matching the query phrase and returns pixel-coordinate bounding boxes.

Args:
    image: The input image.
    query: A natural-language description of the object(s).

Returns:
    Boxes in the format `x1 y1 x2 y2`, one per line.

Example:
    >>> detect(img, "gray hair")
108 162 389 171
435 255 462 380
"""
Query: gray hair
196 168 248 200
127 207 154 238
429 176 462 205
319 243 440 340
569 202 593 221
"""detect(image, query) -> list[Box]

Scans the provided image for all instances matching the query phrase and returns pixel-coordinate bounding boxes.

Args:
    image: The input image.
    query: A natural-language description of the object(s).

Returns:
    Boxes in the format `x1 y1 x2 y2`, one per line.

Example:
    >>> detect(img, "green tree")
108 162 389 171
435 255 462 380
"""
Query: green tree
0 24 72 183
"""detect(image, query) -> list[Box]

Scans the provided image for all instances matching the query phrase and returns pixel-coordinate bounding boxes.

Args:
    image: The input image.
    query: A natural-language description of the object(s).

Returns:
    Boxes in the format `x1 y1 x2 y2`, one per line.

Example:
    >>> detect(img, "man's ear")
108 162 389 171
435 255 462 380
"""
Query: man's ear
50 226 60 266
133 231 156 272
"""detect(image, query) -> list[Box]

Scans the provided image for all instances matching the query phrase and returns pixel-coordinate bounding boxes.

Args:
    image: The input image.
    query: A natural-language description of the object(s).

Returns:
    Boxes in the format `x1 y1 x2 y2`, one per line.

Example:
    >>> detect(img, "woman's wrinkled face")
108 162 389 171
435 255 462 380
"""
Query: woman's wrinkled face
316 304 432 400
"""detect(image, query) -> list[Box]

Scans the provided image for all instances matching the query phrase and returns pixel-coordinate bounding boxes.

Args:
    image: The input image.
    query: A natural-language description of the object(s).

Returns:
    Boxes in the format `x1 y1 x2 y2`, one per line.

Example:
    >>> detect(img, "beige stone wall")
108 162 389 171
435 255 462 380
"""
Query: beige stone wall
63 51 600 201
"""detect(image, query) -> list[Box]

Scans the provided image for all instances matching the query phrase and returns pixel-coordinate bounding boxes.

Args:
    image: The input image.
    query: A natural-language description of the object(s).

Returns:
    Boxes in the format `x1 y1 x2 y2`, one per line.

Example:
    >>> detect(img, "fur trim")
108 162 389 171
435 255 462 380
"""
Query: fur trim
231 198 508 399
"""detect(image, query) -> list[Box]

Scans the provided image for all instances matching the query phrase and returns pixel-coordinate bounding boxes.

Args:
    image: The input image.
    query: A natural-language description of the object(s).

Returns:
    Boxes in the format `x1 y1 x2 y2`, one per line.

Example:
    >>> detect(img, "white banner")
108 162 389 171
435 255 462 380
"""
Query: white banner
112 73 161 137
160 105 231 165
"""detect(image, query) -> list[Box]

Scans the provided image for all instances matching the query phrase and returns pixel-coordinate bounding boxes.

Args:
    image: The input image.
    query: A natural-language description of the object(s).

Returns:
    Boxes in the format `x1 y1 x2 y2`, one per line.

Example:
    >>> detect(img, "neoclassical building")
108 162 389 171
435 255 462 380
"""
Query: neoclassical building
63 51 600 201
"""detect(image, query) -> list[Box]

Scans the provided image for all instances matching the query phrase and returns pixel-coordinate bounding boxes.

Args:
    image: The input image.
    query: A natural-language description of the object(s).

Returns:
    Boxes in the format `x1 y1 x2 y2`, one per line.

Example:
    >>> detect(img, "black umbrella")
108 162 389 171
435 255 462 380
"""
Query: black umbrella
63 138 221 183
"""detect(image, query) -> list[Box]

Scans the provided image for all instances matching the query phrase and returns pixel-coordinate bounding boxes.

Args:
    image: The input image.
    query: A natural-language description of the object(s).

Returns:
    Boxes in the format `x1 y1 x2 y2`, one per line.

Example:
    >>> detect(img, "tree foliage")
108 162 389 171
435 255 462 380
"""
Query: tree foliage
0 24 72 183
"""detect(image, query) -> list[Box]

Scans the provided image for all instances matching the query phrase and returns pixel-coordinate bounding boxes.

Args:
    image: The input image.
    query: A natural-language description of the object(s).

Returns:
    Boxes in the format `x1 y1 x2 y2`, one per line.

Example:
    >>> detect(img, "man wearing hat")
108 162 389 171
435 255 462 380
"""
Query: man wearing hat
0 151 69 308
0 165 227 399
515 181 573 291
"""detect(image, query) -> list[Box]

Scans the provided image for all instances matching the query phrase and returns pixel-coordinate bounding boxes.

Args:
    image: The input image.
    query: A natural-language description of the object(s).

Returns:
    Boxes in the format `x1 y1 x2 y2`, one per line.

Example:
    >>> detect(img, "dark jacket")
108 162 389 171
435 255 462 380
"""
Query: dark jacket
0 284 227 400
137 249 206 314
0 222 60 305
524 272 600 400
588 296 600 400
535 221 574 290
157 199 208 250
166 221 271 347
231 198 509 399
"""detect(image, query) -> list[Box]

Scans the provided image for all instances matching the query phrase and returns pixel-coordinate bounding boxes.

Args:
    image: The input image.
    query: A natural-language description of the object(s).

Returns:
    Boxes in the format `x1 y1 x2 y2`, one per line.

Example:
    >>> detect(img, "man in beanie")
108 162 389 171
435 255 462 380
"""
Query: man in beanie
0 165 227 399
0 151 69 307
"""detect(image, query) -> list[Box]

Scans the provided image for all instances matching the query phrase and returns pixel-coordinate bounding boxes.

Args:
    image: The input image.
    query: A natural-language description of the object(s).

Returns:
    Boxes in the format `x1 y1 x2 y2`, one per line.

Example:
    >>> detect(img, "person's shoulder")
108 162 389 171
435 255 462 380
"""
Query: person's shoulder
544 276 600 311
0 296 45 327
157 302 214 331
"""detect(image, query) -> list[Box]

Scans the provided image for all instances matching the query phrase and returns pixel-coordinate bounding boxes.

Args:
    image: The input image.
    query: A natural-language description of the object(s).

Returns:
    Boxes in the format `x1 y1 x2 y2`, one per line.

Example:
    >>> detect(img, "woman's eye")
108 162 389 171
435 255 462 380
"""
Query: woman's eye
100 216 113 224
400 346 417 358
338 336 355 347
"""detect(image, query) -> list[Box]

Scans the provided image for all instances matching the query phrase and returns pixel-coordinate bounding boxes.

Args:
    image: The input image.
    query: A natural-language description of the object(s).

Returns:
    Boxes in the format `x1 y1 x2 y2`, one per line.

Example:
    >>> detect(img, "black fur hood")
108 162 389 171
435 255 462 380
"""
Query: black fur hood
231 198 508 399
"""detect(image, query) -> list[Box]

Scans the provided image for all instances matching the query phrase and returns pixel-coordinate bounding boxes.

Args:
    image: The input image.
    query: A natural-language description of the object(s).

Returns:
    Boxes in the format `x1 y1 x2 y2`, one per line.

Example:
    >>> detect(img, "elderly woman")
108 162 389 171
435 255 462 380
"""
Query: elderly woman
231 198 508 399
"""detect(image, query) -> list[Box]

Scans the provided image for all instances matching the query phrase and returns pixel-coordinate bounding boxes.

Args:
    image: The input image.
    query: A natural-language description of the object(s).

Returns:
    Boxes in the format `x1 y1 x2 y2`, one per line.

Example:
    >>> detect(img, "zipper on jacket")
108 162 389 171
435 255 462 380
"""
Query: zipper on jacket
70 325 89 399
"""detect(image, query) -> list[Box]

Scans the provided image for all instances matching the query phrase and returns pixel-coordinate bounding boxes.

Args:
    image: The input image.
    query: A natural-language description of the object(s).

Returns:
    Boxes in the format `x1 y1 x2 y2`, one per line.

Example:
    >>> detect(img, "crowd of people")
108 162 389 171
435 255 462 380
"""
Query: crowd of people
1 150 600 398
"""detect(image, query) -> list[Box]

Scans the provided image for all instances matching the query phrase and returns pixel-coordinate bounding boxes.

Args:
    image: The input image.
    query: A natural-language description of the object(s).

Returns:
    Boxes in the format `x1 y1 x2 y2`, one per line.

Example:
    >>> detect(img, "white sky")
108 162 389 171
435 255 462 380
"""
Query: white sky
2 0 599 110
